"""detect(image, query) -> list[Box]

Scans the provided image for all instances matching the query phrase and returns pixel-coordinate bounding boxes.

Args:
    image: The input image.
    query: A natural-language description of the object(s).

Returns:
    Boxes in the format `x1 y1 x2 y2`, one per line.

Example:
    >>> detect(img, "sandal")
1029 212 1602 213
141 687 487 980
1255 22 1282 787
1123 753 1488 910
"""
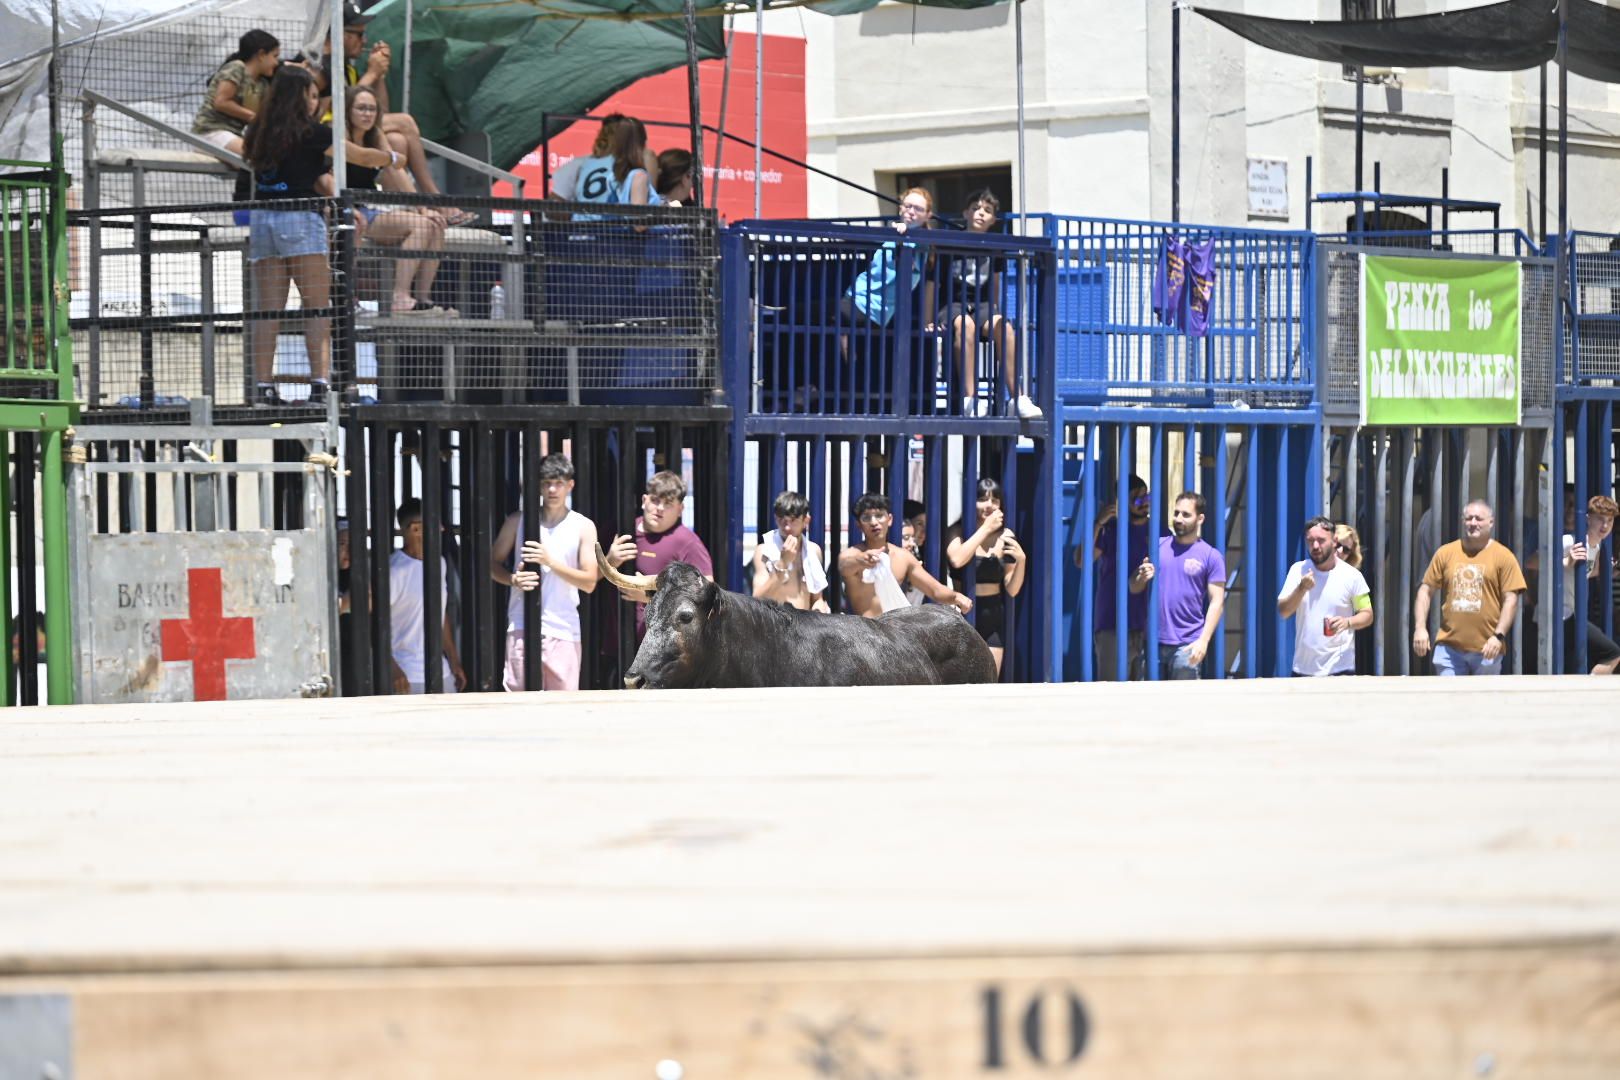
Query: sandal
444 209 478 228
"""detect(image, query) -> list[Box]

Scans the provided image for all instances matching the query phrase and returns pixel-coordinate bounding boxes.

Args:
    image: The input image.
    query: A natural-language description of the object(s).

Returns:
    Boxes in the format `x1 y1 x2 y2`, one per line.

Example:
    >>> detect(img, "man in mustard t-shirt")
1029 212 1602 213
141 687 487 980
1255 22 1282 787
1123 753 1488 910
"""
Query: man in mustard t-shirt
1412 500 1527 676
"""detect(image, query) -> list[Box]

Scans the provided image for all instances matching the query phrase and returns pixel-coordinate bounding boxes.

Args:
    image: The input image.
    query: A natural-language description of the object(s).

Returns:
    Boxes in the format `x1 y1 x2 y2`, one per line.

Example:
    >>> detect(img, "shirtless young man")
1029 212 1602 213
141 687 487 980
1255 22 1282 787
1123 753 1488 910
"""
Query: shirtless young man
838 491 971 619
752 490 831 613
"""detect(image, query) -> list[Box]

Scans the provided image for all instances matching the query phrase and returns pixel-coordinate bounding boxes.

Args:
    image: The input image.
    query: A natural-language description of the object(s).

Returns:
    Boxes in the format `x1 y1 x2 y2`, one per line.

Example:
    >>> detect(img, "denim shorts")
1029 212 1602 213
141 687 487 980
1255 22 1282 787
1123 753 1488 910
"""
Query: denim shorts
249 209 328 262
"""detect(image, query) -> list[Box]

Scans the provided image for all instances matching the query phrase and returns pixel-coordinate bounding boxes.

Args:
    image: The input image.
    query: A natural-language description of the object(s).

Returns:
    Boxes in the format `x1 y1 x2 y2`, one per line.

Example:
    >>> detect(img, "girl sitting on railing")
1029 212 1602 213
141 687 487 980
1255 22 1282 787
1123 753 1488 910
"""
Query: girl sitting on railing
343 86 454 316
936 189 1042 419
242 65 396 407
193 29 281 156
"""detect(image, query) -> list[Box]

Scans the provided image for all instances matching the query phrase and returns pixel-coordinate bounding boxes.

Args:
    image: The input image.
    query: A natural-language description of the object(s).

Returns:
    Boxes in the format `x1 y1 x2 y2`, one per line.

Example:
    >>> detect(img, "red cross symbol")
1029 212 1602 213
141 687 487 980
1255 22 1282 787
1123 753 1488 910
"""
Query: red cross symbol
160 567 256 701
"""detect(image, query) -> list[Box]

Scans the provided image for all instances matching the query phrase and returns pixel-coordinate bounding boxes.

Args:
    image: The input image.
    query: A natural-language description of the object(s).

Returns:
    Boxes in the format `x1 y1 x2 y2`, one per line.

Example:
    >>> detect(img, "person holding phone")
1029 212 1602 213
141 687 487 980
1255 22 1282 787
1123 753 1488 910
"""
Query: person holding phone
946 477 1026 675
1277 516 1374 677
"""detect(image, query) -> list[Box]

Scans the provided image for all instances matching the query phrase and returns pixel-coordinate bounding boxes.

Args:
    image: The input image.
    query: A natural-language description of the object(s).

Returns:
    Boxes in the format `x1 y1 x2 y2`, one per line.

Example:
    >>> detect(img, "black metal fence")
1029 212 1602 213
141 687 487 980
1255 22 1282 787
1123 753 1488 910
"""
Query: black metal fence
338 408 733 695
69 193 722 421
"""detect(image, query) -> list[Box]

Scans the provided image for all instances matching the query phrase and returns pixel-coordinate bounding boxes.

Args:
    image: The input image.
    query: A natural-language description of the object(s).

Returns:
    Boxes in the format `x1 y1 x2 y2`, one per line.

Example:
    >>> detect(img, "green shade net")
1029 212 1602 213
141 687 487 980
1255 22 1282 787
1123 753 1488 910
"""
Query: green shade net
361 0 1009 173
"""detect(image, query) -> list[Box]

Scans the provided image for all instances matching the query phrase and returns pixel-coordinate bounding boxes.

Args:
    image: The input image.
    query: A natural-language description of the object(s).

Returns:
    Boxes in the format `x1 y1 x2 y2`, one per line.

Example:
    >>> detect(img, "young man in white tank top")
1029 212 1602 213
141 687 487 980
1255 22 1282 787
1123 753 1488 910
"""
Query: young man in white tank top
488 453 601 691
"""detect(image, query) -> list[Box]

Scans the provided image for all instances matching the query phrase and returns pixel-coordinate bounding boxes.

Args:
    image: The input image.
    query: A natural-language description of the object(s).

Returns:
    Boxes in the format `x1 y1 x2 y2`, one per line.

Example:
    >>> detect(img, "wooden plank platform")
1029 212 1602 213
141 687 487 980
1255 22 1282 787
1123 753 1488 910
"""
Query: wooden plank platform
2 677 1617 1077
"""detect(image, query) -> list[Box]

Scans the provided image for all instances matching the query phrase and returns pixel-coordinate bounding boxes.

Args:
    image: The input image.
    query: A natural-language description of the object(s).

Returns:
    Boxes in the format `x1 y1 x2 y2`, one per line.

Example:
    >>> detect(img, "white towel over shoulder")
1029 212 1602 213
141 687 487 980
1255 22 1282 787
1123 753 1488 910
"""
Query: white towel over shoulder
759 529 829 595
861 550 911 613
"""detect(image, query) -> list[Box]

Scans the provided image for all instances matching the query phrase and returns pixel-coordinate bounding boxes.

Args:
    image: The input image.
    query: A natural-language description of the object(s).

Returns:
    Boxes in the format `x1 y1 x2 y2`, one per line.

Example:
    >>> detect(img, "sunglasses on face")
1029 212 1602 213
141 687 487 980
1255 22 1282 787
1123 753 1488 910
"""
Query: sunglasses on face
1336 542 1354 555
1130 494 1151 508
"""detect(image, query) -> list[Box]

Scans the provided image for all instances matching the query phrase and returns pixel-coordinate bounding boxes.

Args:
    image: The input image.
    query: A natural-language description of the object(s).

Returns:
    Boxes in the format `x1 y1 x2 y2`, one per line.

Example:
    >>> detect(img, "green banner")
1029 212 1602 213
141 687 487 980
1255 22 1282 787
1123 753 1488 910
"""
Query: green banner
1360 254 1522 426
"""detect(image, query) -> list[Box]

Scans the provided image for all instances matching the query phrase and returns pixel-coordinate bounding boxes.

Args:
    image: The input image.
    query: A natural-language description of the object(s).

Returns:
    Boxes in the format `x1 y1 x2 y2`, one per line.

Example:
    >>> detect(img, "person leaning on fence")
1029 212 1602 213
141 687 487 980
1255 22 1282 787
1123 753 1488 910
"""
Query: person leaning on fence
1133 492 1226 680
605 470 715 637
192 29 280 155
489 453 601 692
945 478 1026 675
1557 495 1620 675
839 187 934 364
753 490 830 613
389 498 467 694
840 491 970 619
1081 474 1152 680
242 64 397 408
1413 501 1527 677
1277 516 1374 677
343 85 454 317
935 189 1042 420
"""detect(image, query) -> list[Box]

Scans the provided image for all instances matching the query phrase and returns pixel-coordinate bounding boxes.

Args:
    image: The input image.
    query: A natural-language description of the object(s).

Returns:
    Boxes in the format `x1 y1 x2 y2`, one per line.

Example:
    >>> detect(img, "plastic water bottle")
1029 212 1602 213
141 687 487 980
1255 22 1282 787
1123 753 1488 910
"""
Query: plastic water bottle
489 282 506 320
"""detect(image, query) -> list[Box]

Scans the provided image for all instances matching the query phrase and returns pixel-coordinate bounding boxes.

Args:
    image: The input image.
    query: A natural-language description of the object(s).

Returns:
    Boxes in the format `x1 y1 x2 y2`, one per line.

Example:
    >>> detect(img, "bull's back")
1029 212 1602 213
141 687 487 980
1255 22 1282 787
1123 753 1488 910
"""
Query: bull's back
874 606 998 684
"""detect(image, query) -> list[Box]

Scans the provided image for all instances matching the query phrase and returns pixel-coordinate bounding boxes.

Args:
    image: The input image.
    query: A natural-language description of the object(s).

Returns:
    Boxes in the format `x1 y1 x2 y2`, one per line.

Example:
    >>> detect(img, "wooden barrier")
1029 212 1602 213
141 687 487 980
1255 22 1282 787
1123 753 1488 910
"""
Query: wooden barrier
2 678 1617 1076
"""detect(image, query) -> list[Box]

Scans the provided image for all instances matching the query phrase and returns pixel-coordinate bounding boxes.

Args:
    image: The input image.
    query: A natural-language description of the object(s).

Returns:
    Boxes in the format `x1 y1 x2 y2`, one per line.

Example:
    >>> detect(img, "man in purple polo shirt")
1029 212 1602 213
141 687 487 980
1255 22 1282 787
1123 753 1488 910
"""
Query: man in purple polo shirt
1133 491 1227 679
605 469 714 635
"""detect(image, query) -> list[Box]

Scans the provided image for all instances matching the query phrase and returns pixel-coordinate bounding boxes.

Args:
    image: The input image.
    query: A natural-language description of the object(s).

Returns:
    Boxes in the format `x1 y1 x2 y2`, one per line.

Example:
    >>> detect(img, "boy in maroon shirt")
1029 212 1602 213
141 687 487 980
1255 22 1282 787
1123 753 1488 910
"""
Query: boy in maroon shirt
605 470 713 634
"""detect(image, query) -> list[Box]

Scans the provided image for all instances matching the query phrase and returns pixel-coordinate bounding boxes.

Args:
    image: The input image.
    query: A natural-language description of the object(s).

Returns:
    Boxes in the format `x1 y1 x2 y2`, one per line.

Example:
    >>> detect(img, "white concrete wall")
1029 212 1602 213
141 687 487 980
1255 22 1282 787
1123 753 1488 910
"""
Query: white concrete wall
779 0 1620 236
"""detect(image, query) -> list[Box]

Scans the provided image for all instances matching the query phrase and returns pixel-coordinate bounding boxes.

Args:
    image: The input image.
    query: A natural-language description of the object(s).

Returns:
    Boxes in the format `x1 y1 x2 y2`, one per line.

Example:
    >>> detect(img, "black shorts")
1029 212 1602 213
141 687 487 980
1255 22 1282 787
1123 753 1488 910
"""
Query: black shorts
938 301 999 333
1564 617 1620 672
973 592 1006 648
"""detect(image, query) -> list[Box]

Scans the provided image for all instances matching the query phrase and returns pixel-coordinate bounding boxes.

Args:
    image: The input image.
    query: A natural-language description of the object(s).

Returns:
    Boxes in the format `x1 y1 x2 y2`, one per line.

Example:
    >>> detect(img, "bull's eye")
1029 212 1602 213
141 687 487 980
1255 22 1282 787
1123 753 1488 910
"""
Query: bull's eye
677 610 695 625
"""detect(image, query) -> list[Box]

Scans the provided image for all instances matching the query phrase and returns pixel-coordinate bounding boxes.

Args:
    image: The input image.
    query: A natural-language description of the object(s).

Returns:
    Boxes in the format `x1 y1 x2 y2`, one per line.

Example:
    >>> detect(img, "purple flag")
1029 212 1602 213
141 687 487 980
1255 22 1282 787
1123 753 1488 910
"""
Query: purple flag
1183 238 1216 338
1151 232 1188 329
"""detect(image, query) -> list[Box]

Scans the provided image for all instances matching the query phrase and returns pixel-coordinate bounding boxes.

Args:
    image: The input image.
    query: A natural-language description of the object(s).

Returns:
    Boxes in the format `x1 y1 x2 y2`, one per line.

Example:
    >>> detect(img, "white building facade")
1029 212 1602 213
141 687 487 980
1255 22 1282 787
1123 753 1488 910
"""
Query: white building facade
752 0 1620 237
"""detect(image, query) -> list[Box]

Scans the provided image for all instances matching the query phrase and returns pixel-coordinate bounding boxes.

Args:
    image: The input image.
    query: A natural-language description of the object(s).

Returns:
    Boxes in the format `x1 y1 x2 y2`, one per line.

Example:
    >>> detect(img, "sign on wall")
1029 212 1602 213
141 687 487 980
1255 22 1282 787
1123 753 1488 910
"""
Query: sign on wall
1246 157 1289 219
78 531 333 703
1359 254 1522 426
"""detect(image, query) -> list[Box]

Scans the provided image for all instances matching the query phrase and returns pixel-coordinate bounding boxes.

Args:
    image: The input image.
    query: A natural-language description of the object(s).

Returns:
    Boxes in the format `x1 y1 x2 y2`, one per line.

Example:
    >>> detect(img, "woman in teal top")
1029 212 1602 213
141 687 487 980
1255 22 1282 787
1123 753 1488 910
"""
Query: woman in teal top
839 186 933 362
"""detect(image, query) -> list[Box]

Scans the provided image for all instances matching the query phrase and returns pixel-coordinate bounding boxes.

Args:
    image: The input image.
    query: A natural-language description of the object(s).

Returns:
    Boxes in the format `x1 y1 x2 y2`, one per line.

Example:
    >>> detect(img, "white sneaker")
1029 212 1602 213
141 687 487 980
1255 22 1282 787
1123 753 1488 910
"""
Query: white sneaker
1012 394 1044 419
962 396 989 417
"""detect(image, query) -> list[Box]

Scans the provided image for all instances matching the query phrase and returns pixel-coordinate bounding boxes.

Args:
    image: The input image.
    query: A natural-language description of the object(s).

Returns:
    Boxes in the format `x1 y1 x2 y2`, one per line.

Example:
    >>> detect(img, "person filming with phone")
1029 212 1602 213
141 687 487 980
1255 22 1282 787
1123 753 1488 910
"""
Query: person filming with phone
1277 516 1374 677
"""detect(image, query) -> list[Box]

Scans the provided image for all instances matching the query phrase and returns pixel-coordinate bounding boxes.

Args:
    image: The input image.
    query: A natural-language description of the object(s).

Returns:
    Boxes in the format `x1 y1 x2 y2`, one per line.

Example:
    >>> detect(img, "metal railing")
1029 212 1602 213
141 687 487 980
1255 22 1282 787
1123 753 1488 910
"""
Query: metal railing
69 191 723 419
1034 215 1316 407
721 219 1057 424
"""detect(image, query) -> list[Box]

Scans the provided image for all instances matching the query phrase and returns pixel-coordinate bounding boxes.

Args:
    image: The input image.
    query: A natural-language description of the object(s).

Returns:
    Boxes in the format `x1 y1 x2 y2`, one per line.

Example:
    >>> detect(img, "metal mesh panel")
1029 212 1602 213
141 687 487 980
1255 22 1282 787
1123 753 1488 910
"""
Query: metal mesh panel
1320 244 1555 422
61 16 305 210
70 193 720 421
1041 216 1314 408
1571 231 1620 384
1314 229 1538 257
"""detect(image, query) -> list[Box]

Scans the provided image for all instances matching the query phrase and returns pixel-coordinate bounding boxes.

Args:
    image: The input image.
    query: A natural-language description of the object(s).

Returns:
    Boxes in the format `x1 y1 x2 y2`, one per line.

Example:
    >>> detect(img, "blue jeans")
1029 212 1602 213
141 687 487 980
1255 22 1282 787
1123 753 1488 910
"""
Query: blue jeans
249 209 328 262
1432 643 1503 676
1157 643 1201 680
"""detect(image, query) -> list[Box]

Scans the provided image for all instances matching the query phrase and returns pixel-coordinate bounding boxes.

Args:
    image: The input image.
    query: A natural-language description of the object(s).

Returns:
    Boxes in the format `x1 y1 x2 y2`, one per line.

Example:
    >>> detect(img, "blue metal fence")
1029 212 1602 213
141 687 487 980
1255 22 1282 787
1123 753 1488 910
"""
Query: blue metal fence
1029 215 1315 407
721 220 1057 427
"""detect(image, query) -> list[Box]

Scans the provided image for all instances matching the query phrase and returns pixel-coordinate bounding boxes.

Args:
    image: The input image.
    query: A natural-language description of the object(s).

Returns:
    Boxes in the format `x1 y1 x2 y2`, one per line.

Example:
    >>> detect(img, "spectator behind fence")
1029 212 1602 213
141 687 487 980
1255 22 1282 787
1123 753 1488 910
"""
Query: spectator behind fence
840 491 969 619
343 85 454 316
946 478 1026 675
655 147 694 206
1081 474 1152 680
549 113 624 200
192 29 280 155
1277 515 1374 677
574 118 657 207
1133 491 1226 680
242 65 396 407
839 187 933 364
1557 495 1620 674
937 189 1042 420
318 2 472 224
389 498 467 694
605 470 714 636
1413 500 1526 676
753 490 830 613
489 453 601 692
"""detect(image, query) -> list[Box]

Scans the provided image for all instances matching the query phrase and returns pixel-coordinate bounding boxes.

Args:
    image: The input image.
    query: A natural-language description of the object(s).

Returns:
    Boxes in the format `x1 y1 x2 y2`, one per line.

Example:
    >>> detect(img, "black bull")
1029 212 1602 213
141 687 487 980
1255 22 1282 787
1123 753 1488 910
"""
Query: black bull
597 548 998 689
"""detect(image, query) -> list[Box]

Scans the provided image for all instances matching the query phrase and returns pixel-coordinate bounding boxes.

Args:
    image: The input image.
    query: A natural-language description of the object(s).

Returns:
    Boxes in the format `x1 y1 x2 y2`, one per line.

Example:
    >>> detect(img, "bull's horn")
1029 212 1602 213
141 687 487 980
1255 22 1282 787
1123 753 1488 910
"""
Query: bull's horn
596 541 658 602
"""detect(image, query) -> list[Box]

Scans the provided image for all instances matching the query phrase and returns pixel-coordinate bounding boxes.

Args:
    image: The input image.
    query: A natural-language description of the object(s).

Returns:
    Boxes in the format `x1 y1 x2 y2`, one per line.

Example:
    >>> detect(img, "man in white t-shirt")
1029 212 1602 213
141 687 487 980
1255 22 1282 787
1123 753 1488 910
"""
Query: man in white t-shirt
389 498 467 694
488 453 601 691
1276 515 1374 676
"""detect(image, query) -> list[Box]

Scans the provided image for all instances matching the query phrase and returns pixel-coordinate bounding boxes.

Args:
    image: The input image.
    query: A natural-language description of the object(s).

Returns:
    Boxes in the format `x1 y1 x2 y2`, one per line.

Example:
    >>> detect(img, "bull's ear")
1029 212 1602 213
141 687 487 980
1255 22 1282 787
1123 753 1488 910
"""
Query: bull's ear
698 579 721 619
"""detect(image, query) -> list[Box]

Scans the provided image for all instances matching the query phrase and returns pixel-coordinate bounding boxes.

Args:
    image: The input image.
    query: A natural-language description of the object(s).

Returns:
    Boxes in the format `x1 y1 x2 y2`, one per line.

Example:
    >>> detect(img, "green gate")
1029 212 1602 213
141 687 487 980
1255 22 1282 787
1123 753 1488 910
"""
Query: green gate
1 159 77 704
